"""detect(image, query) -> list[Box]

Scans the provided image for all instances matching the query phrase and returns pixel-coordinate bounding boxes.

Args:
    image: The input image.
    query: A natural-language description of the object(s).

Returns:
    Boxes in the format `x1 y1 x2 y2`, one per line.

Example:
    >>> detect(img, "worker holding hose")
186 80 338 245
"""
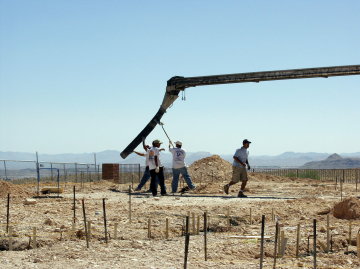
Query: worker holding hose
169 141 196 194
133 139 164 192
148 139 167 196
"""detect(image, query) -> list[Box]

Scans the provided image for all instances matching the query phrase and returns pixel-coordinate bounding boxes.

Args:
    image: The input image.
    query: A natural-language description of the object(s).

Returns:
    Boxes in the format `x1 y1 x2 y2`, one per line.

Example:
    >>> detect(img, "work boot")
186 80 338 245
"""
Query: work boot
237 192 247 198
223 184 230 195
180 186 190 194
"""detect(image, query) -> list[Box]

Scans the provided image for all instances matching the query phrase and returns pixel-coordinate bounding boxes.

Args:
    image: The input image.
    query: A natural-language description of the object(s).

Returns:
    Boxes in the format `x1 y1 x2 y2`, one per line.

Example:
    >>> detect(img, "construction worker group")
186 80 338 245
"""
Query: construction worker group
133 139 196 196
133 138 251 198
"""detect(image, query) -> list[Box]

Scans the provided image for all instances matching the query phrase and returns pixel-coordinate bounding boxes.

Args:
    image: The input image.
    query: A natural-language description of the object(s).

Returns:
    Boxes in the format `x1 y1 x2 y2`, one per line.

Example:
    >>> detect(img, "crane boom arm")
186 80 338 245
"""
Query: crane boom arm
120 65 360 159
166 65 360 90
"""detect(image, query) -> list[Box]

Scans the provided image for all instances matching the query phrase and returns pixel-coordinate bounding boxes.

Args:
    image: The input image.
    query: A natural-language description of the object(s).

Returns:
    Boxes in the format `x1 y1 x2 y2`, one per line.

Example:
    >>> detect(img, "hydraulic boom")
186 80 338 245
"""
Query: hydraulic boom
120 65 360 159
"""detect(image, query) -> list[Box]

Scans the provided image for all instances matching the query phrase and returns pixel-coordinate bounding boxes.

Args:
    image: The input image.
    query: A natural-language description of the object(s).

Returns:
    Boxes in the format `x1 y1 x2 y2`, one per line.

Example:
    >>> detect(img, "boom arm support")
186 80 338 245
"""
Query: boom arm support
120 65 360 159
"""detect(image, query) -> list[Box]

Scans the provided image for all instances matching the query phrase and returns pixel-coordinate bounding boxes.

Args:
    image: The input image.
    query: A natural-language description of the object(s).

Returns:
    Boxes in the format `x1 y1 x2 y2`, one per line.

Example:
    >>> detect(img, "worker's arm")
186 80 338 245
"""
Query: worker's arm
142 138 148 151
159 148 165 152
246 159 251 170
233 156 246 167
133 151 145 157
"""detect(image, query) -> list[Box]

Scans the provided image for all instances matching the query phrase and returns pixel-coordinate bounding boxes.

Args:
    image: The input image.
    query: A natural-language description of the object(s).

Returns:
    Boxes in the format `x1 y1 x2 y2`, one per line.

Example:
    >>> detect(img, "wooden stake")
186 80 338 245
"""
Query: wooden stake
313 219 317 269
227 207 230 227
204 212 208 261
32 227 37 249
196 215 200 235
250 208 252 225
259 215 265 269
192 212 196 235
357 233 360 259
82 199 89 248
129 185 132 223
273 222 279 268
103 198 108 243
166 218 169 239
114 223 118 239
148 218 152 239
296 223 300 258
73 186 76 223
340 176 343 201
6 193 10 234
184 216 190 269
326 214 330 252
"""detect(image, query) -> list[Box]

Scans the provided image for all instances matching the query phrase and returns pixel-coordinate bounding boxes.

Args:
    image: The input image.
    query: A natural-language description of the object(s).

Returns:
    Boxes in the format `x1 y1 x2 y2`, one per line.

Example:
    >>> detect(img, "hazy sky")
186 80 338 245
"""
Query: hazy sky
1 0 359 157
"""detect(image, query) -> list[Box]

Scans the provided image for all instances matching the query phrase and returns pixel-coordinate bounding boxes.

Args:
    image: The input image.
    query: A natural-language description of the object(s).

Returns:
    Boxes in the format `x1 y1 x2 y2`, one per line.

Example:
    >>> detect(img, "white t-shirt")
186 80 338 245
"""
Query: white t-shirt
169 147 186 169
233 147 249 167
145 150 150 167
148 147 162 170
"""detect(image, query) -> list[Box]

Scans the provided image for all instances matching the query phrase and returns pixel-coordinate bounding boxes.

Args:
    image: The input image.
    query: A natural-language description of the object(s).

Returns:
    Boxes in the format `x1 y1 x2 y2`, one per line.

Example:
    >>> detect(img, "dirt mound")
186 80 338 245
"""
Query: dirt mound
189 155 232 183
0 180 32 198
333 197 360 220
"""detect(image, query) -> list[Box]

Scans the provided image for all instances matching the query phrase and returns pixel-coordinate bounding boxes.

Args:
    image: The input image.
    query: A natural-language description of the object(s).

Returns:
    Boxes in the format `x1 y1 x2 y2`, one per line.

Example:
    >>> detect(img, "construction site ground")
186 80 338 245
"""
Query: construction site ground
1 156 360 269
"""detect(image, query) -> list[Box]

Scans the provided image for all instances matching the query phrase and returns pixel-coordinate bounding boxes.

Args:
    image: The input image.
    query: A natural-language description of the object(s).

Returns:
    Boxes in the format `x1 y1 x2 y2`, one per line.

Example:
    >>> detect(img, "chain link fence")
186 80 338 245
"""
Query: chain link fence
253 168 360 183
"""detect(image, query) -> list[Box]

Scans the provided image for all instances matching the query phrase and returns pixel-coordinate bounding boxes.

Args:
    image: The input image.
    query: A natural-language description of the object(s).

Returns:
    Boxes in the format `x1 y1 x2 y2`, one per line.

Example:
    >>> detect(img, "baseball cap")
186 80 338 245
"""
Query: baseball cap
153 139 162 144
243 139 251 144
175 141 182 146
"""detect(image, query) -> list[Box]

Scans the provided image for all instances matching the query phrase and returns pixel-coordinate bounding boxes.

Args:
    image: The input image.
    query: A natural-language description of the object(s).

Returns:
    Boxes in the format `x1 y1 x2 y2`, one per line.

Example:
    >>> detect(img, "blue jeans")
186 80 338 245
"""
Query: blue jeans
136 166 151 190
172 167 195 193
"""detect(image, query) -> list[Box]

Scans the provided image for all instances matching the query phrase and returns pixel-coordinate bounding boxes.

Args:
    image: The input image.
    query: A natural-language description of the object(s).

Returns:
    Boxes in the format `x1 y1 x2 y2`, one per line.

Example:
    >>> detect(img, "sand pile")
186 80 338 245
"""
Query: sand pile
0 180 32 198
189 155 232 182
333 197 360 220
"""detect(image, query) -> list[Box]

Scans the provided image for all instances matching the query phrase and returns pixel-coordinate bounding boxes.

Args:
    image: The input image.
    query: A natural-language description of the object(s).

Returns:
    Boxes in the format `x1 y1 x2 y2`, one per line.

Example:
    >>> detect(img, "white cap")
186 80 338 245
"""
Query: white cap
175 141 182 146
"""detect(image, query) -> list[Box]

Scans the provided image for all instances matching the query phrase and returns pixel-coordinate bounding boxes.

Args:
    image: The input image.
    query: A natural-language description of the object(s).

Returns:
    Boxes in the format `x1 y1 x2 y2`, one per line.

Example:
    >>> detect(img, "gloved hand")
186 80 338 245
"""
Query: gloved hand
247 165 251 171
155 166 160 173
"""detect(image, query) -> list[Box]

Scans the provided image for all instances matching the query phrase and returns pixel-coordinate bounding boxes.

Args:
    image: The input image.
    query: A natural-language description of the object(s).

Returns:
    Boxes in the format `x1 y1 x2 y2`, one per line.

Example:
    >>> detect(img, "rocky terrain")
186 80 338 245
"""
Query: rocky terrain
1 155 360 268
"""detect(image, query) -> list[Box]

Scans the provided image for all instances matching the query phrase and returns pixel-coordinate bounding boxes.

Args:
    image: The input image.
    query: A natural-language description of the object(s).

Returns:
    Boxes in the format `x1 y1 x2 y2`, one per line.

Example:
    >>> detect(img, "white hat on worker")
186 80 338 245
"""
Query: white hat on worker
175 141 182 146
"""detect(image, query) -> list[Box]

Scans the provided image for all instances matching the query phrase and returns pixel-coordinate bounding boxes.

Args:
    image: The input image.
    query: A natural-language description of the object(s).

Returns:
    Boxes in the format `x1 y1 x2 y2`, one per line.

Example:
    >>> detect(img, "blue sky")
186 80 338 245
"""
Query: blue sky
1 0 359 156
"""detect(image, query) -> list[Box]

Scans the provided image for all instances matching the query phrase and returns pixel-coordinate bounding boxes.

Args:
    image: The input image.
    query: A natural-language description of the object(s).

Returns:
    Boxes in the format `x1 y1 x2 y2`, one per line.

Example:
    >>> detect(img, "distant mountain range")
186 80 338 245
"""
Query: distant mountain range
1 150 360 169
300 153 360 169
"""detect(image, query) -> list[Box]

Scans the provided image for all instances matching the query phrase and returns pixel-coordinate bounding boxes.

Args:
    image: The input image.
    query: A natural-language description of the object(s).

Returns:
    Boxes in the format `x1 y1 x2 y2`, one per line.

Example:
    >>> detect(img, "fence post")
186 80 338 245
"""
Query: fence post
98 165 100 181
50 163 53 181
4 160 8 180
36 152 40 195
75 163 78 183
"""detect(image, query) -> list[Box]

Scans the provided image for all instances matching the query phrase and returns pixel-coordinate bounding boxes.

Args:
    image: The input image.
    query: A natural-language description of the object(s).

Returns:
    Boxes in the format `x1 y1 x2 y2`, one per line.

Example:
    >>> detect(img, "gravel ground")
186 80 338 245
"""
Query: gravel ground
1 170 360 269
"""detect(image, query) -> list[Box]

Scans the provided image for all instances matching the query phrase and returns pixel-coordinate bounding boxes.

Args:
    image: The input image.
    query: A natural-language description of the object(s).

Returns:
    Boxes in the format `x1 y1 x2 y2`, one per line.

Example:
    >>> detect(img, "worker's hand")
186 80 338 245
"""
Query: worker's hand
247 165 251 171
155 167 160 173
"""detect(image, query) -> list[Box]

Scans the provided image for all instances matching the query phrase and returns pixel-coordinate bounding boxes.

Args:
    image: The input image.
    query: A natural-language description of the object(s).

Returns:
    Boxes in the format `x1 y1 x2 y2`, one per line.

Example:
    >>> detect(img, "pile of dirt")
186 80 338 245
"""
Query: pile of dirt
0 180 32 198
189 155 232 182
333 197 360 220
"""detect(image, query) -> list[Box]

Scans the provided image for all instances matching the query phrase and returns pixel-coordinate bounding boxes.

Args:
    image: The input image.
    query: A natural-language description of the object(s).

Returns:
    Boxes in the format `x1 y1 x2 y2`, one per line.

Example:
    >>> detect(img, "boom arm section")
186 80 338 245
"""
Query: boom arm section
167 65 360 89
120 65 360 159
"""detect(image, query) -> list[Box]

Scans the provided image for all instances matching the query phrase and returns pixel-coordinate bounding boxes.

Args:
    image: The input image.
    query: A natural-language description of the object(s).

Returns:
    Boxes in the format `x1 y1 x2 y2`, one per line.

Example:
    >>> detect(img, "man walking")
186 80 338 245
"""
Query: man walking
169 141 196 193
224 139 252 198
148 139 167 196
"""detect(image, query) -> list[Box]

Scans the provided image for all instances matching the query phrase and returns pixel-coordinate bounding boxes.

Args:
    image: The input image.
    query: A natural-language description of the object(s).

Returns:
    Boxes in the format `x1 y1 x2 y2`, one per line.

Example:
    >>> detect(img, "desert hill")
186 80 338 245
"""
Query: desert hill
300 153 360 169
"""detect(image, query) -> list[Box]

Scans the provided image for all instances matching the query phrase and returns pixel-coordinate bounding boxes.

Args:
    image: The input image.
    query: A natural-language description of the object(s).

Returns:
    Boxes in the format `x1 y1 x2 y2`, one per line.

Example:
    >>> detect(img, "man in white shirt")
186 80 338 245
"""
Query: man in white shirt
133 140 164 192
148 139 167 196
169 141 196 193
224 139 252 198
